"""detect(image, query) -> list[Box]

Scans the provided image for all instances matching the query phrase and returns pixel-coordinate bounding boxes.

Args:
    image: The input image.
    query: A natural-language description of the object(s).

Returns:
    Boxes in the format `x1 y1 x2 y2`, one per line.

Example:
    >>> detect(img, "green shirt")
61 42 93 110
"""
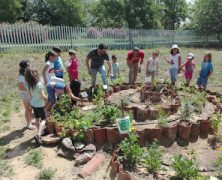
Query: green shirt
30 82 45 107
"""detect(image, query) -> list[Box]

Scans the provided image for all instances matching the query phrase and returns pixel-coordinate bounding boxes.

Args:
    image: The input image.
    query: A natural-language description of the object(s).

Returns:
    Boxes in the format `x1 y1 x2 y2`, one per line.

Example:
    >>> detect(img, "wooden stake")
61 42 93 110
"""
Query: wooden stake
121 99 125 117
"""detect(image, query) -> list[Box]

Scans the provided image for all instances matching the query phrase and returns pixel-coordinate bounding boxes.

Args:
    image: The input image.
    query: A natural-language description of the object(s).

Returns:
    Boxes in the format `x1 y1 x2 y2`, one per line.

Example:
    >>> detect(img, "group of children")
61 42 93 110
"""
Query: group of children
18 47 88 144
18 45 214 144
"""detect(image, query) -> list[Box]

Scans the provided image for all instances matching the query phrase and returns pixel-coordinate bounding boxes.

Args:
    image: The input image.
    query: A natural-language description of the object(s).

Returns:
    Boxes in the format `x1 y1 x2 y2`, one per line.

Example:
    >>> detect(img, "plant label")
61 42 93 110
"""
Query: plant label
117 116 131 134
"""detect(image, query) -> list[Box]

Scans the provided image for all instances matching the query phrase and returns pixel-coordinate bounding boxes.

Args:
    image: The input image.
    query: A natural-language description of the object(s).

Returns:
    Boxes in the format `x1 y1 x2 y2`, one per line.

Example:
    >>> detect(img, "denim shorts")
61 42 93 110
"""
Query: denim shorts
46 83 57 105
170 68 178 82
32 106 46 120
197 77 208 87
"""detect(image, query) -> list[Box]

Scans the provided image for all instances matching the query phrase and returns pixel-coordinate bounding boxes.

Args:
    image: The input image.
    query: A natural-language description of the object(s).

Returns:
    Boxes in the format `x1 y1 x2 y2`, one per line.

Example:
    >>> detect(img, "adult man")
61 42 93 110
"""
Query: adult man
86 43 112 87
127 47 145 85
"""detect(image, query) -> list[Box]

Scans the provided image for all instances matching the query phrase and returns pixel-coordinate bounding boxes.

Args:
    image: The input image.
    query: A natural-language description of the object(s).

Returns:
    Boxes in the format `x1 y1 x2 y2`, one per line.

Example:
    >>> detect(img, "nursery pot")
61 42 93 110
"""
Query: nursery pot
113 86 121 93
160 124 178 147
120 84 130 90
189 121 200 142
55 123 63 136
148 108 159 120
170 102 180 113
136 129 146 146
119 133 129 142
146 127 162 142
107 127 120 145
177 122 192 141
150 92 162 103
47 121 56 134
94 128 107 145
85 128 94 144
199 119 210 138
136 107 149 122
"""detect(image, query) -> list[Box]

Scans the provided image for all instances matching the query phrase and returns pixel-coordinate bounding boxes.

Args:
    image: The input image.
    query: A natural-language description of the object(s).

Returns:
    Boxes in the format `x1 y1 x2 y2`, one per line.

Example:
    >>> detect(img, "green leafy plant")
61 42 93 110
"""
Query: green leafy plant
219 96 222 104
0 159 14 177
180 98 193 121
110 76 125 86
119 133 143 166
157 109 168 126
171 153 199 180
93 85 105 105
37 168 56 180
143 142 162 176
25 149 43 169
100 105 121 125
215 154 222 178
209 113 221 137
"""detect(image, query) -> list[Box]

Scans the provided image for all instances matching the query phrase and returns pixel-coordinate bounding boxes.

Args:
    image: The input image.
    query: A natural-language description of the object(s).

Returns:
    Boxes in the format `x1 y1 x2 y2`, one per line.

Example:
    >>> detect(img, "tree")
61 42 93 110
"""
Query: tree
33 0 84 26
192 0 222 44
0 0 22 23
161 0 188 30
91 0 162 29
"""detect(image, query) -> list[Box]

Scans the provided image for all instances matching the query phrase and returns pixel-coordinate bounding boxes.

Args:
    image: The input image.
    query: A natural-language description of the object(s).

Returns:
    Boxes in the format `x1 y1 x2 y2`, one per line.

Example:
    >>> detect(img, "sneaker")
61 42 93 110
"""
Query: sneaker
27 124 35 130
34 135 42 146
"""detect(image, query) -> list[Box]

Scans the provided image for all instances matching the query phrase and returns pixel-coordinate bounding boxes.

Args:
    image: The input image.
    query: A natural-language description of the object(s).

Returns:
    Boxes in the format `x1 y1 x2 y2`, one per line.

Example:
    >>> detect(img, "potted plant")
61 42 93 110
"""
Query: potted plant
177 99 192 144
209 113 221 140
157 110 177 147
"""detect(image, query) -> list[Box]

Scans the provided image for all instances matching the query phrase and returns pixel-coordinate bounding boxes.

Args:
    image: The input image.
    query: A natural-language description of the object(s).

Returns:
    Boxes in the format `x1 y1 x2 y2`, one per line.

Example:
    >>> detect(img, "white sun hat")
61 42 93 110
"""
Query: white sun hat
171 44 179 50
187 53 194 59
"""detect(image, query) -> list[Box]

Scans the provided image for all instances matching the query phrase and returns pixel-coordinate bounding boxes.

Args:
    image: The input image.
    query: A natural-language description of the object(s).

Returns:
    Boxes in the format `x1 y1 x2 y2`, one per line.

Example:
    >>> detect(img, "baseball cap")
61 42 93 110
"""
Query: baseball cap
187 53 194 59
69 49 76 55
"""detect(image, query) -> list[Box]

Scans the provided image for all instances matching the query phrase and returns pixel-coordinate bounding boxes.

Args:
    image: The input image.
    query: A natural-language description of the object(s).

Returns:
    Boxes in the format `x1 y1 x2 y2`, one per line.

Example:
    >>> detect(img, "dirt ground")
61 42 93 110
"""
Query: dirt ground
1 102 222 180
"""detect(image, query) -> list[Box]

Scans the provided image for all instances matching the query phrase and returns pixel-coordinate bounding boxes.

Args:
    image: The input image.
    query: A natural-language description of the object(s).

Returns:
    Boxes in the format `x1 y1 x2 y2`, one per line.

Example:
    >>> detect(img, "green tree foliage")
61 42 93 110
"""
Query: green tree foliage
161 0 188 30
0 0 22 23
33 0 84 26
91 0 162 29
192 0 222 44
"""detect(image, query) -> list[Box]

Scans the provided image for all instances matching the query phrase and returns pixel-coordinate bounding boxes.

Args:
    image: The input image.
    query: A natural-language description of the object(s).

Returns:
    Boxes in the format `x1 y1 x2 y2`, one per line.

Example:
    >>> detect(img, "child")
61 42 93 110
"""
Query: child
25 67 47 145
197 53 213 90
180 53 195 86
146 50 159 82
164 44 182 85
42 50 57 85
66 49 79 82
52 47 64 79
18 60 34 130
110 55 120 80
46 80 88 112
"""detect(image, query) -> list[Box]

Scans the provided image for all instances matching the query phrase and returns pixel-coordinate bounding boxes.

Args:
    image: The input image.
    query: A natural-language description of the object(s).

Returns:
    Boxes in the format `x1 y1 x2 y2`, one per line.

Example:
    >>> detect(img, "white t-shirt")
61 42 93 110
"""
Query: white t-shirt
170 54 180 69
45 61 55 84
147 58 158 72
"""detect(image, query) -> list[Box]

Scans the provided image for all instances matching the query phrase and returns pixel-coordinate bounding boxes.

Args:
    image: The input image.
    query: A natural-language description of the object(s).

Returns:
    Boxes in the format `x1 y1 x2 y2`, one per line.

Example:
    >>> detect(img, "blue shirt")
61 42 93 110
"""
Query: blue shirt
53 57 64 77
200 62 213 78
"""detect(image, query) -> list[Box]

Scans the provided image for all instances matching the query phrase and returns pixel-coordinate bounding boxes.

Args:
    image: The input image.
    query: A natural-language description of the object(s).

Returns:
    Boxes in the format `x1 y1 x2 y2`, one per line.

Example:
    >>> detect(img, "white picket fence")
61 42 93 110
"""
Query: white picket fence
0 24 219 53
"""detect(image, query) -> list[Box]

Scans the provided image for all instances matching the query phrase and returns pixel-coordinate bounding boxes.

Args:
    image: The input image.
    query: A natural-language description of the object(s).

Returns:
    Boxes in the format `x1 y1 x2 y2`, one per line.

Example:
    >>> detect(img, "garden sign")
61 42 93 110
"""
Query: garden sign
117 116 131 134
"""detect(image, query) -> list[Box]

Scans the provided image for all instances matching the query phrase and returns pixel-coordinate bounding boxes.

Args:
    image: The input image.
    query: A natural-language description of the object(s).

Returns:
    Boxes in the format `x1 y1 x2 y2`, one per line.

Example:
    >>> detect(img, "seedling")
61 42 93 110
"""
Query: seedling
209 113 221 138
119 133 143 166
157 109 168 126
143 142 162 177
171 153 199 180
180 97 193 122
24 149 43 169
37 168 56 180
215 154 222 178
0 159 14 177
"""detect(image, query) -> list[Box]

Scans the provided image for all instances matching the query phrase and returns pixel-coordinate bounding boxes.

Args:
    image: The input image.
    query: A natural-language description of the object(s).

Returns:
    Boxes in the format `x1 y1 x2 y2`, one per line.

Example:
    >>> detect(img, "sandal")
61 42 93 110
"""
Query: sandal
34 135 42 146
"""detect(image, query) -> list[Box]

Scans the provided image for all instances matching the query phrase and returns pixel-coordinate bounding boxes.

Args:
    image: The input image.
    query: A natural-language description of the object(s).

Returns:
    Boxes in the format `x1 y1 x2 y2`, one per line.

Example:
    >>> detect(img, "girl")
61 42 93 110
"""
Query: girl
66 49 79 82
18 60 34 130
197 53 213 90
42 50 57 85
180 53 195 86
110 55 120 80
164 44 182 85
25 67 47 145
146 50 159 82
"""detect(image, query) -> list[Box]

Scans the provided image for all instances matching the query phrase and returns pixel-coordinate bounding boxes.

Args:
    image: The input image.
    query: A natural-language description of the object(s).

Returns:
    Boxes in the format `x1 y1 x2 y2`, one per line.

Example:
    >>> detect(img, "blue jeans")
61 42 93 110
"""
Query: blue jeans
91 65 107 86
197 77 208 88
170 68 178 82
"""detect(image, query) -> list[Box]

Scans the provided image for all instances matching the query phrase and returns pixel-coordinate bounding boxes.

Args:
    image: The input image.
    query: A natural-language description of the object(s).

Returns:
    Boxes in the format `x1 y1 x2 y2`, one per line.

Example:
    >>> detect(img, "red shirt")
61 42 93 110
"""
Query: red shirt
127 50 145 63
67 58 79 82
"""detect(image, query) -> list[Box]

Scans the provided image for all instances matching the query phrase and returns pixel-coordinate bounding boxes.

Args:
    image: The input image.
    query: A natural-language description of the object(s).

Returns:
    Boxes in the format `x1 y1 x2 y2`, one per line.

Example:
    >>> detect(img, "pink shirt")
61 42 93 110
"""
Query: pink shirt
67 57 79 82
127 50 144 63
